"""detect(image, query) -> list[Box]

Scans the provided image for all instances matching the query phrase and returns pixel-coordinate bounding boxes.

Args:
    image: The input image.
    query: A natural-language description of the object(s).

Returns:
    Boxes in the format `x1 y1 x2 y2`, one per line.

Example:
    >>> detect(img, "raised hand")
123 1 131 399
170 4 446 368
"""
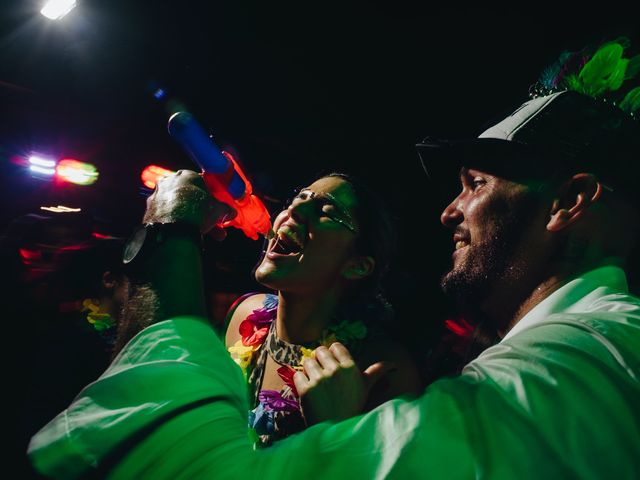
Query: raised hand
143 169 235 236
294 342 395 425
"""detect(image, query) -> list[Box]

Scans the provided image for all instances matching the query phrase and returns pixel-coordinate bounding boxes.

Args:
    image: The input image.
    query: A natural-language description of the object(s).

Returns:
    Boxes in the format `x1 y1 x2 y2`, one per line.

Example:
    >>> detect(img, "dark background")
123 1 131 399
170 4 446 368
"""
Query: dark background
2 0 637 317
2 1 637 476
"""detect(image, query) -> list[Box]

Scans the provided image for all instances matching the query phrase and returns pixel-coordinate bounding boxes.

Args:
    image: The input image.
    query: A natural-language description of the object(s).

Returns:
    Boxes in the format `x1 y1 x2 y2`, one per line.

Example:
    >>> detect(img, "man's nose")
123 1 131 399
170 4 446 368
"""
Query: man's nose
440 198 463 227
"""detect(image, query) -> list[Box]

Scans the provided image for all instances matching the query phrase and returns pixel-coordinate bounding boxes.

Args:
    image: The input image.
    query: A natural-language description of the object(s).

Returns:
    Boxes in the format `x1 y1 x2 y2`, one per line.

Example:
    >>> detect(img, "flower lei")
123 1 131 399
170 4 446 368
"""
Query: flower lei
82 298 115 331
227 294 368 441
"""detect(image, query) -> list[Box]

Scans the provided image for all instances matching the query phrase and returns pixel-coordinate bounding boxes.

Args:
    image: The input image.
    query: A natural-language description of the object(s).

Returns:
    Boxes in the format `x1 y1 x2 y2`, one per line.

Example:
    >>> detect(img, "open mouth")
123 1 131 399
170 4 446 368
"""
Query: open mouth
455 240 469 251
269 227 305 256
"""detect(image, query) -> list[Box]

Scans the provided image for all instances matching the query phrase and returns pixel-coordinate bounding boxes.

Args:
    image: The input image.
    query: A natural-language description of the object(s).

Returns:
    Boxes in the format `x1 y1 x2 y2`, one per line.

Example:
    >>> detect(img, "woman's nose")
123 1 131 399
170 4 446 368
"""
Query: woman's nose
287 195 314 222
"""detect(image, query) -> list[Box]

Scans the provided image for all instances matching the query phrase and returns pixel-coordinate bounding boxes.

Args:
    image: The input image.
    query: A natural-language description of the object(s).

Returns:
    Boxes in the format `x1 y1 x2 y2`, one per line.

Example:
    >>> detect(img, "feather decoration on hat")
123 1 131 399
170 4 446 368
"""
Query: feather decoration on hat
532 37 640 115
539 49 591 90
620 86 640 113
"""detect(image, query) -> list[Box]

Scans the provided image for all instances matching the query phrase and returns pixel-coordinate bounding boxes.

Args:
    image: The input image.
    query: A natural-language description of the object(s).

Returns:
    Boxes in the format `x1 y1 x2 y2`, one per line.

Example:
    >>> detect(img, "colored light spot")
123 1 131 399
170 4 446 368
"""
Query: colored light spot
40 206 82 213
141 164 174 189
29 155 56 168
30 165 56 176
56 159 99 186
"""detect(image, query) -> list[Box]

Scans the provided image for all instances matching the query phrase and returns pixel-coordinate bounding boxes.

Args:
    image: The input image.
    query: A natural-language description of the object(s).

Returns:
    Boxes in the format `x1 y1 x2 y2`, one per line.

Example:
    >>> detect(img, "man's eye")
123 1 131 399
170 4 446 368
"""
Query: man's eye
472 178 486 189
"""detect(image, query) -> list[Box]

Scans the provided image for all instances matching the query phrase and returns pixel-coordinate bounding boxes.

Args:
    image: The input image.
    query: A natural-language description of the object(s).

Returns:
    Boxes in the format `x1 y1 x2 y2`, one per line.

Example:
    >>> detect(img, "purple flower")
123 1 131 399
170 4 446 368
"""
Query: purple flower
245 307 276 328
259 390 299 412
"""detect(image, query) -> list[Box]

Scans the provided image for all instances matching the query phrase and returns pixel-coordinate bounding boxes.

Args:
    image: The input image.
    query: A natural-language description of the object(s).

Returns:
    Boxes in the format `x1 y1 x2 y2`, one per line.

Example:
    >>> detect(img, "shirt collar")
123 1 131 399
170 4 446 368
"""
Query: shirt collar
501 265 629 342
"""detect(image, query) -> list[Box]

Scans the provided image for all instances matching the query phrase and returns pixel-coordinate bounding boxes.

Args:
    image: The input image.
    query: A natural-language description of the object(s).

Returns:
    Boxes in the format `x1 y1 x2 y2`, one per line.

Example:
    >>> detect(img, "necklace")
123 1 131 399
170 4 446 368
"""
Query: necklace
265 322 317 368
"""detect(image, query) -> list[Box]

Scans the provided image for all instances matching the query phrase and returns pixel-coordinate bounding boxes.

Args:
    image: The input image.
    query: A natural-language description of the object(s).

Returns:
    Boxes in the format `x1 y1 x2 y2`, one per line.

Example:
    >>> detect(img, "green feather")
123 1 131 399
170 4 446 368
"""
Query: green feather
611 36 631 50
578 42 624 96
625 54 640 80
607 58 628 92
619 86 640 113
563 74 582 93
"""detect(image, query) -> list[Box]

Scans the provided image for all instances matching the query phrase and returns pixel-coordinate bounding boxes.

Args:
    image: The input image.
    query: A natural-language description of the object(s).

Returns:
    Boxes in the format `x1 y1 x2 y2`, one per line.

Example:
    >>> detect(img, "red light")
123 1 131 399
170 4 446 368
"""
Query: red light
91 232 116 240
56 159 99 185
444 318 474 338
141 165 174 189
19 248 42 265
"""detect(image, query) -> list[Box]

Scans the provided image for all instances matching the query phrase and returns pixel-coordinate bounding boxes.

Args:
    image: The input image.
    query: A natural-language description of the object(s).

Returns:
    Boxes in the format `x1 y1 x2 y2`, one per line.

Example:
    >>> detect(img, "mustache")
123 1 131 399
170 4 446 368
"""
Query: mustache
454 227 471 240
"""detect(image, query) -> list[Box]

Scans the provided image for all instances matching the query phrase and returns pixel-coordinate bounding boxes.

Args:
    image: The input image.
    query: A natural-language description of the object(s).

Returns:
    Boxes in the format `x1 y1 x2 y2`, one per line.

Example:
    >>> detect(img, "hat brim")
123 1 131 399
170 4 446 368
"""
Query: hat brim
416 137 551 183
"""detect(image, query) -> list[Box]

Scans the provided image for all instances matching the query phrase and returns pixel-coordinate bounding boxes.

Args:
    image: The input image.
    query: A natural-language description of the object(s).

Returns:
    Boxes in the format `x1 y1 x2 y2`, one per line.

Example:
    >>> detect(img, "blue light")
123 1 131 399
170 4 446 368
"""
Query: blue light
153 88 166 100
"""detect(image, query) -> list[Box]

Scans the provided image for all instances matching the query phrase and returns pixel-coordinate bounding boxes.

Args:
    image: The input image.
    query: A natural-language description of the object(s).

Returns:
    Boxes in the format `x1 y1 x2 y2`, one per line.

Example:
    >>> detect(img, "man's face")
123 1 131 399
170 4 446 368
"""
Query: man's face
439 167 551 306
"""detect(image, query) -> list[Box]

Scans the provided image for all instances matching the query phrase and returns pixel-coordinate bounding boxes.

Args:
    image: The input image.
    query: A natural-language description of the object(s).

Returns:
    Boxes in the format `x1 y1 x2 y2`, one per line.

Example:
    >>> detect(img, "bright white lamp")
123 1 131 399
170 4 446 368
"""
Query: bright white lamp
40 0 77 20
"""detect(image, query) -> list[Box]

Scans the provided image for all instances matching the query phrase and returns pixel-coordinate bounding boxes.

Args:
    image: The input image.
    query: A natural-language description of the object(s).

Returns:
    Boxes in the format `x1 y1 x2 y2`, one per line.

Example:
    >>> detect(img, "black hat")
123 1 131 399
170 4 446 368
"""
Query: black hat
417 90 640 204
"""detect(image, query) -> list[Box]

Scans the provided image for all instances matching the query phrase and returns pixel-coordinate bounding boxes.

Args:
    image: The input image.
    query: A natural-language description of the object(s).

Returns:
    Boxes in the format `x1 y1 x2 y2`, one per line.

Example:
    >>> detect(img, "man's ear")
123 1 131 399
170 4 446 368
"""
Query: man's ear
547 173 603 232
102 270 118 290
342 256 375 280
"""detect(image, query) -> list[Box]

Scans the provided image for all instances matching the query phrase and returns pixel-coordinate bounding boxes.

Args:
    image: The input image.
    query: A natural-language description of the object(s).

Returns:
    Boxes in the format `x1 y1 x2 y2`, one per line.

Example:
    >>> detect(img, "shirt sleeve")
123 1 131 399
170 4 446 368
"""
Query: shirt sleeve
32 314 640 479
174 316 639 479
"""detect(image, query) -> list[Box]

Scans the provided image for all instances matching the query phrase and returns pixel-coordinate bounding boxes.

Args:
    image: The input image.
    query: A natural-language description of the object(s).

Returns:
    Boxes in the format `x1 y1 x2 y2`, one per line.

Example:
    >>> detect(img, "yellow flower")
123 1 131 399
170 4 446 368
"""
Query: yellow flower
228 340 255 371
82 298 100 314
82 299 114 331
300 347 316 362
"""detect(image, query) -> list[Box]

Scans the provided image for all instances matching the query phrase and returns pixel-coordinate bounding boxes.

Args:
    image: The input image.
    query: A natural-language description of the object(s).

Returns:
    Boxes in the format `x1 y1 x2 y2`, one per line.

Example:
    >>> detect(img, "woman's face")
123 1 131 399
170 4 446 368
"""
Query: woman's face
255 176 361 295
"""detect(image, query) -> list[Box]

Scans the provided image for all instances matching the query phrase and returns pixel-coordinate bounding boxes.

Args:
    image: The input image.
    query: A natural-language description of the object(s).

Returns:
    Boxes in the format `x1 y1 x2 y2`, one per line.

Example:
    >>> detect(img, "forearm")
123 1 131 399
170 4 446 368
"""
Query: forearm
115 236 208 354
146 236 208 319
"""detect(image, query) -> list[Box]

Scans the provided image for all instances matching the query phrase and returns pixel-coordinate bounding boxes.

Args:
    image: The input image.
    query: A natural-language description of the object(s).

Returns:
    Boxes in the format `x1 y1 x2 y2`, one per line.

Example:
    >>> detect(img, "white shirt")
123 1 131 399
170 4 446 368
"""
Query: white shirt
29 266 640 479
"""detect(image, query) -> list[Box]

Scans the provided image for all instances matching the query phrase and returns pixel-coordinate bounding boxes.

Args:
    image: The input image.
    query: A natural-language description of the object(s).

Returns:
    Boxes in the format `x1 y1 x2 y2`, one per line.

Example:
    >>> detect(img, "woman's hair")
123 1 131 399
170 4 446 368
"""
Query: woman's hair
324 172 396 294
322 172 397 328
253 172 398 329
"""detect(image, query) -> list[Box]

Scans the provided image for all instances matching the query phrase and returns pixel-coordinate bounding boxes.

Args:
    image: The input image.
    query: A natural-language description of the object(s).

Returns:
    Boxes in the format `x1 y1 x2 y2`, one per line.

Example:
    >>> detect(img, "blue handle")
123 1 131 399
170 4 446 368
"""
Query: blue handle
167 111 246 199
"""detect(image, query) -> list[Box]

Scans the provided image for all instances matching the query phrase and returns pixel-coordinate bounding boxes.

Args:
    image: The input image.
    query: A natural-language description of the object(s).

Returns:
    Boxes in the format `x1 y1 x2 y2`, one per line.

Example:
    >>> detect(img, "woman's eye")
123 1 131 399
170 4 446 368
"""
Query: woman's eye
320 204 334 216
297 191 314 201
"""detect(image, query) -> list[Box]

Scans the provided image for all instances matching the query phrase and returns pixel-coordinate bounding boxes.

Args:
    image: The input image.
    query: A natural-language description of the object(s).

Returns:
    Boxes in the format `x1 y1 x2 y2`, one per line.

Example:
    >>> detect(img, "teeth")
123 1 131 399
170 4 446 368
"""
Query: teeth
277 227 303 248
455 240 468 250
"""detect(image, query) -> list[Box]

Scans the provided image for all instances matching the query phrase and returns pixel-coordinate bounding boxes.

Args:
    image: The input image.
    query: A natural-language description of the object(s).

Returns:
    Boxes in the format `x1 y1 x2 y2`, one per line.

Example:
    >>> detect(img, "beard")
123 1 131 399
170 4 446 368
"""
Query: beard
440 193 540 309
112 282 159 358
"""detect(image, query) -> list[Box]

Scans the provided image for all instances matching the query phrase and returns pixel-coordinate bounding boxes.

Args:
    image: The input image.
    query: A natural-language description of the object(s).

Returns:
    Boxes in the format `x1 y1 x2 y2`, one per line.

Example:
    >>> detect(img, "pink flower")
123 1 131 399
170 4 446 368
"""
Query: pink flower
246 307 276 327
259 390 299 412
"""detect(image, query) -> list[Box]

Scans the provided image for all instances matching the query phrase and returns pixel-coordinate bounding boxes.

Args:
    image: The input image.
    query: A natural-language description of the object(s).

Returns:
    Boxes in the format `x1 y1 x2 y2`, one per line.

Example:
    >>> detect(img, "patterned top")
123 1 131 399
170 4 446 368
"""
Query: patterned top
227 293 369 446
